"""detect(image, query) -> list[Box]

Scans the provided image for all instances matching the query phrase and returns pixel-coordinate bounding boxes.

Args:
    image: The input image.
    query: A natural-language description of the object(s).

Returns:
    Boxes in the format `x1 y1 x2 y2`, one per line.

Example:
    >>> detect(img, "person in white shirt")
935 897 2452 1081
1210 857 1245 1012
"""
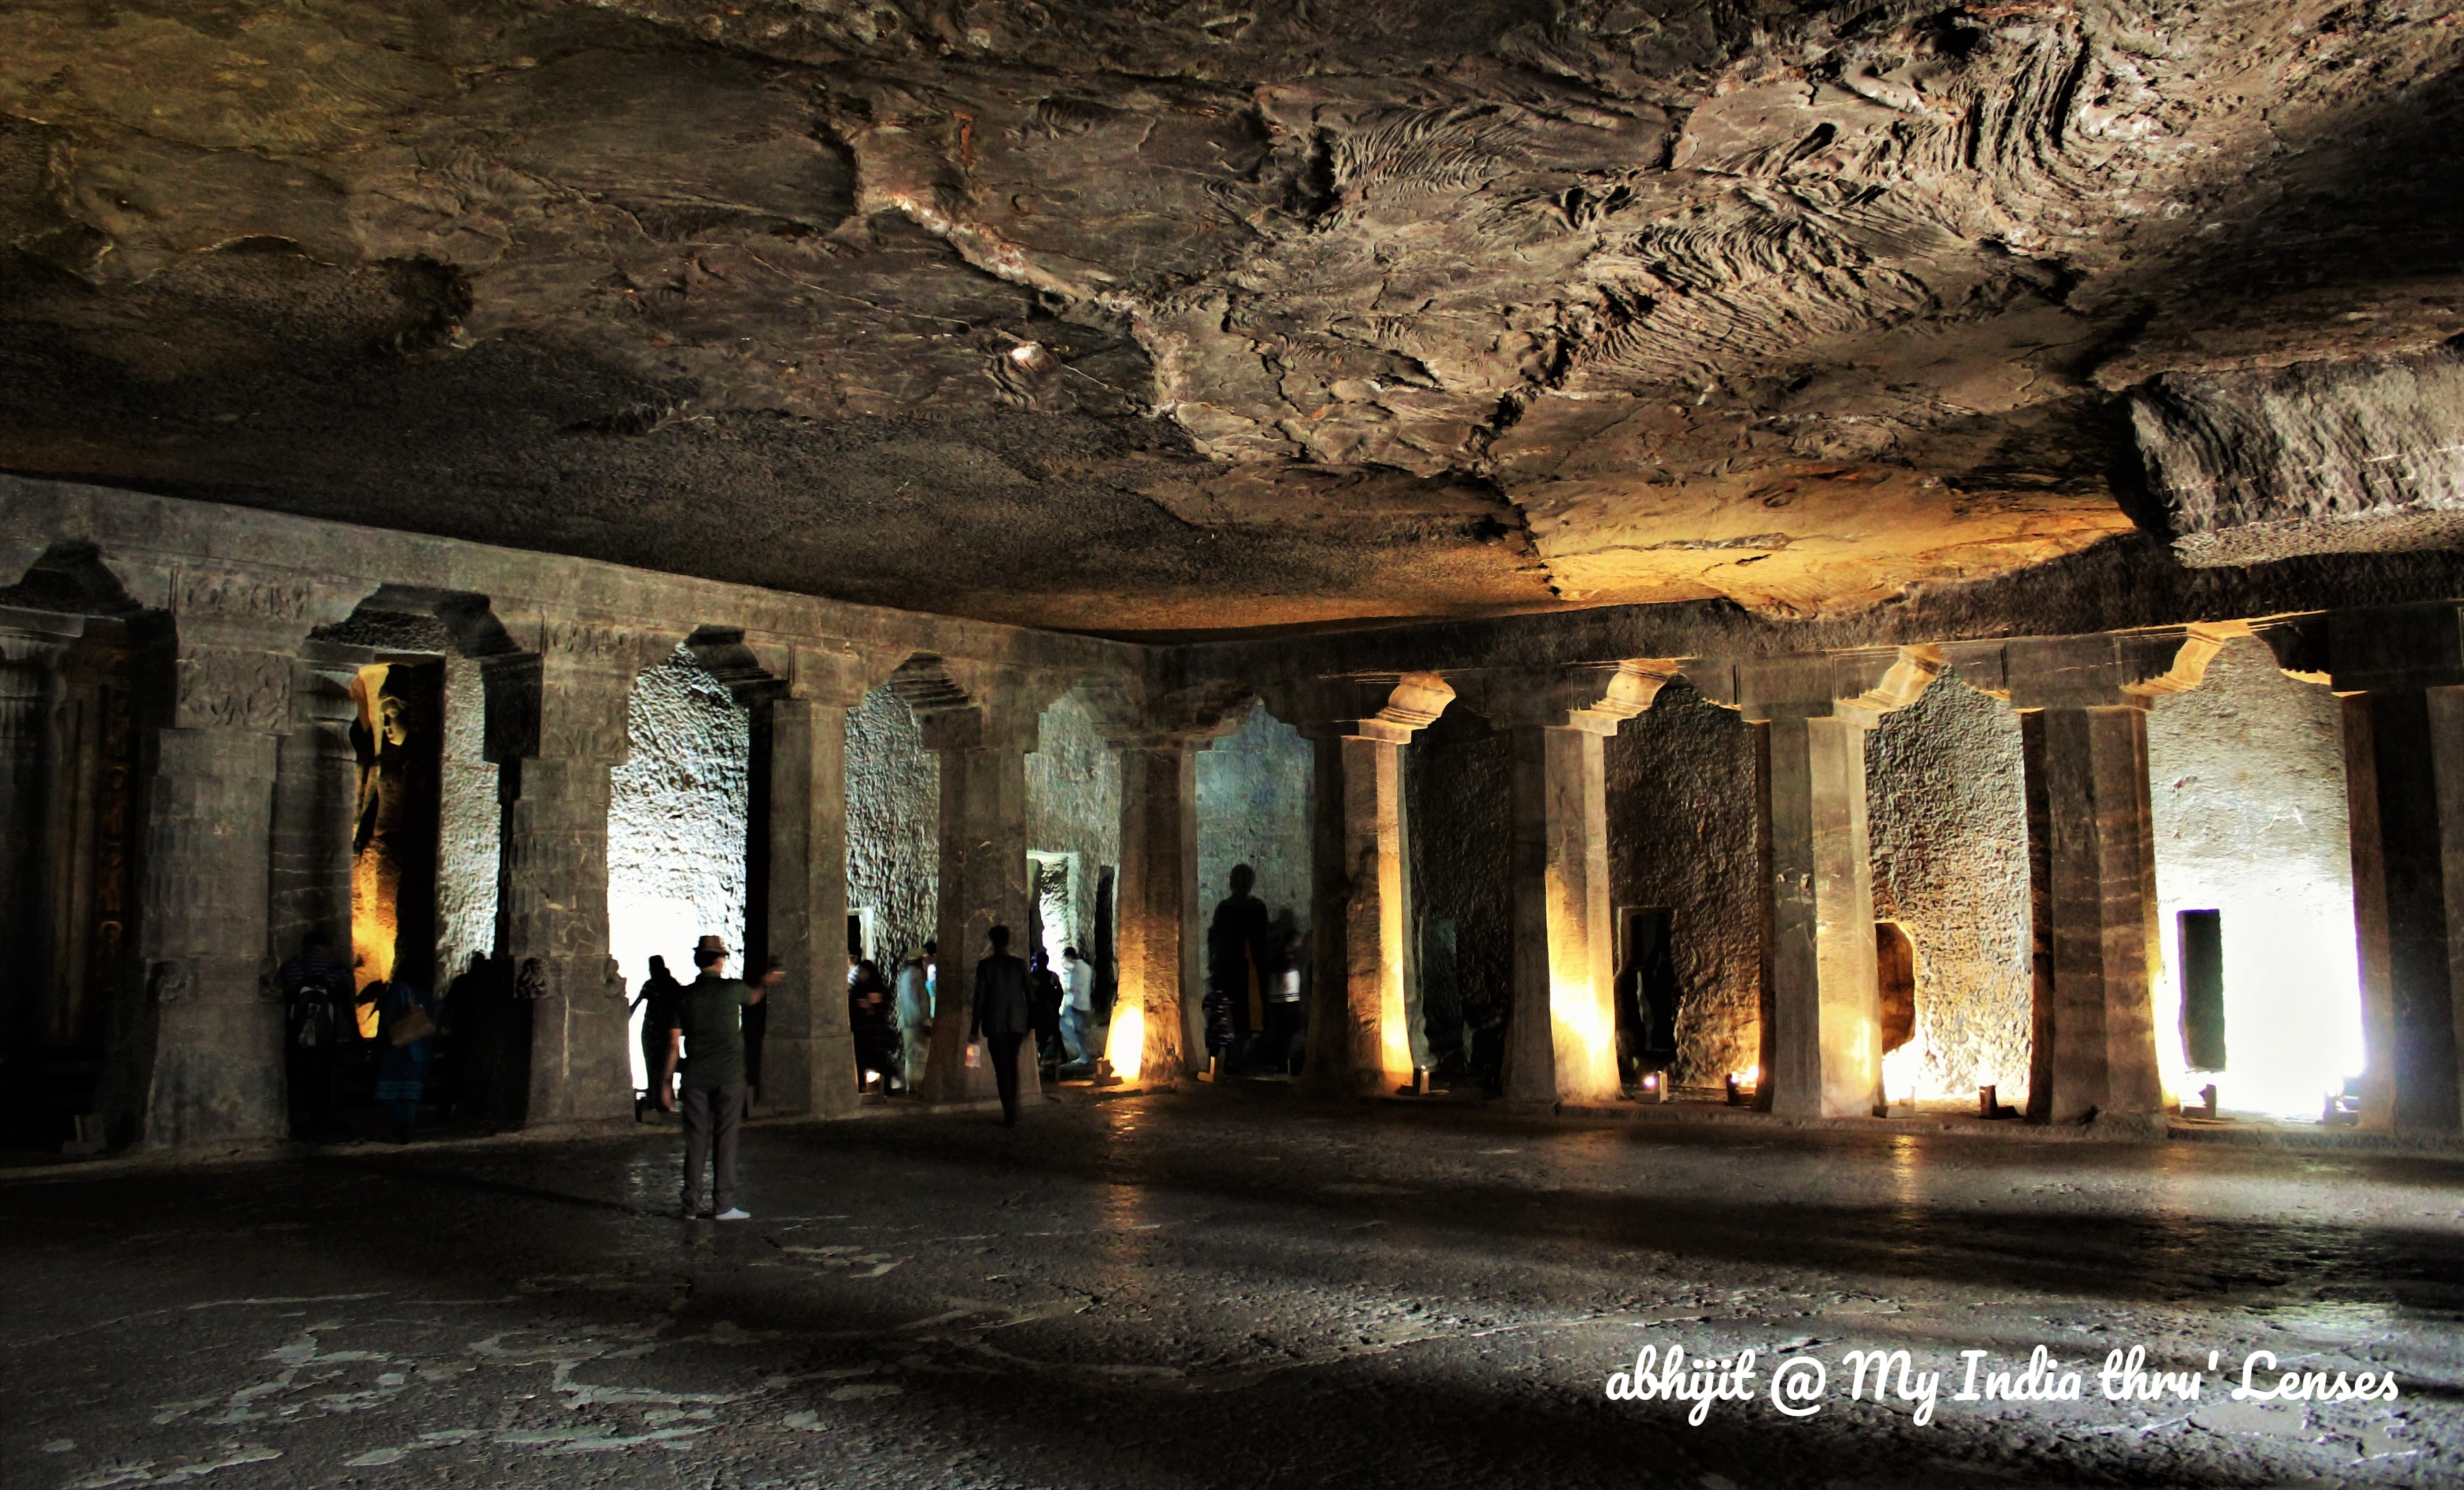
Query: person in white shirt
894 940 936 1090
1059 946 1096 1065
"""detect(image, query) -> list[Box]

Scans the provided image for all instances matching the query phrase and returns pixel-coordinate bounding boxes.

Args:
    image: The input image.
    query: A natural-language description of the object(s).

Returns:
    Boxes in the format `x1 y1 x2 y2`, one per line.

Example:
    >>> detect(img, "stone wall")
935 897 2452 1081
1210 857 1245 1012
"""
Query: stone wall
1407 706 1512 1075
1602 678 1760 1086
1865 669 2032 1103
847 684 938 969
1196 702 1313 940
1026 687 1121 960
435 656 498 978
608 649 749 1083
2147 635 2362 1115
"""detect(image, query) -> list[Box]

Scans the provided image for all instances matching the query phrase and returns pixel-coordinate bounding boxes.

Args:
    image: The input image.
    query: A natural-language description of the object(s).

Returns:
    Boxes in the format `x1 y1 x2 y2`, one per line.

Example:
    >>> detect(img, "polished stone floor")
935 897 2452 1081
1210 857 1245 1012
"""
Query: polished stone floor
3 1089 2459 1489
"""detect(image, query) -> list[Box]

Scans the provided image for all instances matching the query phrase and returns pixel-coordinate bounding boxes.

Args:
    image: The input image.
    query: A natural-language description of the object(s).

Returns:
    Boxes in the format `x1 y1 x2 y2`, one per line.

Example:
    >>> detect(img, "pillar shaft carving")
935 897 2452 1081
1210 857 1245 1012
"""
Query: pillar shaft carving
483 620 679 1130
1693 647 1941 1119
758 655 870 1119
1287 673 1453 1097
1462 662 1679 1108
2291 604 2464 1137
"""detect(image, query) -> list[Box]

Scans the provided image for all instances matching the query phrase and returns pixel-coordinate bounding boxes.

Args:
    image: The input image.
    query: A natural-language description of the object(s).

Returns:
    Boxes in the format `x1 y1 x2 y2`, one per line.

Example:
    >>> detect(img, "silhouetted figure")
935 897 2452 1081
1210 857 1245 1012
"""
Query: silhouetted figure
848 959 899 1090
1029 948 1065 1068
1260 929 1305 1074
1207 864 1274 1066
277 930 347 1138
632 954 685 1119
970 925 1033 1126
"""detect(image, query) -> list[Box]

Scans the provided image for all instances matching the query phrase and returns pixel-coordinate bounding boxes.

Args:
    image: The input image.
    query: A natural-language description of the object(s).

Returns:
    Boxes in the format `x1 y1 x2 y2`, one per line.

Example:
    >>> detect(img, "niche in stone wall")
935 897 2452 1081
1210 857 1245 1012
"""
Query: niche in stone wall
350 661 445 1029
2177 909 2226 1073
1616 908 1681 1078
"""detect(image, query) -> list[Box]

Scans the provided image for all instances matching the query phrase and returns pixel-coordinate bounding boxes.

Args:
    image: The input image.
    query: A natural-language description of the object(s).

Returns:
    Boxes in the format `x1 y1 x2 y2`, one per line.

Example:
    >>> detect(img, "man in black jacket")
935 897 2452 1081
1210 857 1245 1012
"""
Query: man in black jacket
969 924 1034 1126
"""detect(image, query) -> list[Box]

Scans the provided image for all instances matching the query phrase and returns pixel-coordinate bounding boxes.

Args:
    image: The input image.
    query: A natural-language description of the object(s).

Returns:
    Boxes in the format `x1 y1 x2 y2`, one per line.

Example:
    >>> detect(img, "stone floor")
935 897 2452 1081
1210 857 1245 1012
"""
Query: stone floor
3 1087 2459 1490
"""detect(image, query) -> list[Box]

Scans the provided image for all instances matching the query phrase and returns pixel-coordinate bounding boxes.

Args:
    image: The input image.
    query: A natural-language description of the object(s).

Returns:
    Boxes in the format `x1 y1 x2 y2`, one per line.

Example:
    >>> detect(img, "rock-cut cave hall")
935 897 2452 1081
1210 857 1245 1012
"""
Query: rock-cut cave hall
1 1 2460 1486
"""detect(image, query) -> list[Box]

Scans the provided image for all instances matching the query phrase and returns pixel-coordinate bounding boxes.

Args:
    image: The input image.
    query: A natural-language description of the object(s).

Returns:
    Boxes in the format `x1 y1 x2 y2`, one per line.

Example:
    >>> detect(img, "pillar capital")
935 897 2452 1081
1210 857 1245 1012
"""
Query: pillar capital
2261 603 2464 694
1281 672 1454 744
1692 646 1943 727
1458 660 1683 736
1960 625 2235 712
685 627 875 708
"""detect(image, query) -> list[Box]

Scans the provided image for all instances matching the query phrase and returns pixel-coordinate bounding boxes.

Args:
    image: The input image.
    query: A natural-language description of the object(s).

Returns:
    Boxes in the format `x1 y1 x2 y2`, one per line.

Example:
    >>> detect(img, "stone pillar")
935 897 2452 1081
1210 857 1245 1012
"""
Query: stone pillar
759 654 868 1119
1107 739 1197 1086
267 647 363 963
485 623 670 1130
0 619 75 1067
1998 630 2224 1128
1699 649 1941 1119
136 566 341 1148
918 691 1040 1103
2307 605 2464 1137
1476 663 1672 1107
1292 675 1452 1097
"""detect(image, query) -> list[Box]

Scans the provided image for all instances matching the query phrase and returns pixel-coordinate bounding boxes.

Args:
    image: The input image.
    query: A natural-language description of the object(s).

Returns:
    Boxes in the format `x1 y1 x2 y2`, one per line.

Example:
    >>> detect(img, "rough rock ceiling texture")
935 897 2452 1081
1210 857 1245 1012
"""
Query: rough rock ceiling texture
1 0 2457 634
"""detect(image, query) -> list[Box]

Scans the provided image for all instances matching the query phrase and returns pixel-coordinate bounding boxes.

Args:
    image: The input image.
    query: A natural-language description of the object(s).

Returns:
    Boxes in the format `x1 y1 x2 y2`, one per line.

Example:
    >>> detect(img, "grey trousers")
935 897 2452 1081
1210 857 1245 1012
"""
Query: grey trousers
680 1081 748 1212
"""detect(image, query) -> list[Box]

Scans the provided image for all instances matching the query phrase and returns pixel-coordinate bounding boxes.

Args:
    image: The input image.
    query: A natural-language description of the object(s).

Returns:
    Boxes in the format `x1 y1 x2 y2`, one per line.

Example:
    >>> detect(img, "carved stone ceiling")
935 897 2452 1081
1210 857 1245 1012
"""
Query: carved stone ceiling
2 0 2457 635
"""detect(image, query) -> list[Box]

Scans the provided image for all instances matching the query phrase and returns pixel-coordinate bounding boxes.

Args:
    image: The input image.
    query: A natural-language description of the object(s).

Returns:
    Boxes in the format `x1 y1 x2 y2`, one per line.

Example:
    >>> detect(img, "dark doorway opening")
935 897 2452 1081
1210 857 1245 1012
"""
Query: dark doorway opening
1877 922 1916 1056
2179 909 2226 1072
1617 909 1679 1082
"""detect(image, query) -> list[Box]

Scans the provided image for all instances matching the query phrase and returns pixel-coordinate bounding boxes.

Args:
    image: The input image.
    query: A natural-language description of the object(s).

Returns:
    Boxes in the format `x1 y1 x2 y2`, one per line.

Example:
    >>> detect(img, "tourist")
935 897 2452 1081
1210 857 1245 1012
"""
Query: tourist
848 958 899 1090
1059 945 1096 1066
968 925 1033 1126
276 930 347 1139
369 976 439 1144
1260 929 1304 1073
895 941 935 1090
1030 948 1065 1068
1208 864 1273 1067
662 934 777 1220
631 953 685 1120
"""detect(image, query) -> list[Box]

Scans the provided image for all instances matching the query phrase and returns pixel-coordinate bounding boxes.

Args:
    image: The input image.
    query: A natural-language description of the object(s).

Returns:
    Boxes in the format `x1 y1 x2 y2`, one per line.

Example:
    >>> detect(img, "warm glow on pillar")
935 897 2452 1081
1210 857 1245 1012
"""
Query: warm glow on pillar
349 664 391 1038
1554 978 1616 1070
1105 1002 1146 1085
1381 956 1415 1087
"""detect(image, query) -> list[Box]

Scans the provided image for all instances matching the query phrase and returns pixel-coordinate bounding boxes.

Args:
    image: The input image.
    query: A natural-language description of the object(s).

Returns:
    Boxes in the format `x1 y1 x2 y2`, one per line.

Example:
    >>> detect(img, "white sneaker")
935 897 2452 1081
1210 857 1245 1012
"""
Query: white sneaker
713 1207 752 1222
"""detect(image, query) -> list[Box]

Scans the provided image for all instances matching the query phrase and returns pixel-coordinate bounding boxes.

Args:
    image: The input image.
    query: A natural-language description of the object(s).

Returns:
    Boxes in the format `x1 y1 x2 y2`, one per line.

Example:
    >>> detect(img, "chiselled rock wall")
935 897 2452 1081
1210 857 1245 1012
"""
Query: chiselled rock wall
1602 679 1759 1086
2147 636 2361 1115
434 655 497 978
1026 688 1121 959
846 684 937 969
1196 702 1313 938
1865 670 2032 1103
1407 706 1512 1075
607 649 748 1007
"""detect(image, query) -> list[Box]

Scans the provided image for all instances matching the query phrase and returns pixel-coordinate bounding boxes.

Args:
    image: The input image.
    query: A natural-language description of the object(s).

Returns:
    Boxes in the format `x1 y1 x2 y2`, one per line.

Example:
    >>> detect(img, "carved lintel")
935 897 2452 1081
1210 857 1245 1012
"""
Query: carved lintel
1466 659 1685 736
2316 602 2464 693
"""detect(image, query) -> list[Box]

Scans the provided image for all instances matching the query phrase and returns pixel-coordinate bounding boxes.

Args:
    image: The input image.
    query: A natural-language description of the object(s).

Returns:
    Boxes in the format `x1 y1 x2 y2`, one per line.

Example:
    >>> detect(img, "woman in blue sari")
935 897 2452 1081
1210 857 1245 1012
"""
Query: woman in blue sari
370 978 439 1144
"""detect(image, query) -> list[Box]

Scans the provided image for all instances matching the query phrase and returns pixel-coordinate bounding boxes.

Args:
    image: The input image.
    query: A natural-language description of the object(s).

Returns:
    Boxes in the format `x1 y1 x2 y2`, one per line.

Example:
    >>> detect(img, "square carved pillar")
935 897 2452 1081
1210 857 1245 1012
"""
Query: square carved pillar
0 620 76 1067
485 625 671 1131
2303 605 2464 1137
1106 739 1197 1086
1292 674 1451 1097
1995 630 2223 1128
1471 661 1671 1108
133 566 352 1149
920 699 1039 1104
1698 648 1941 1120
762 680 863 1119
267 647 364 963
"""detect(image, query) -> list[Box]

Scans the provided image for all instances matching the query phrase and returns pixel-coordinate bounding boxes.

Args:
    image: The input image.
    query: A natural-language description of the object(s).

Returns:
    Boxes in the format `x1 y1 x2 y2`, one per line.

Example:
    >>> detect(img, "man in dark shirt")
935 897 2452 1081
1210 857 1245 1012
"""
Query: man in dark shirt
661 934 775 1220
969 924 1034 1126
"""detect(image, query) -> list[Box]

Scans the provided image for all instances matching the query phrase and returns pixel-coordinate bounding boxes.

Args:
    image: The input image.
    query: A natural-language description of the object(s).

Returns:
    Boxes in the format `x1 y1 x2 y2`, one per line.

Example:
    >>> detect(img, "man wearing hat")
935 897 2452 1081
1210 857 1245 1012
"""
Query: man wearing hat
660 933 778 1220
